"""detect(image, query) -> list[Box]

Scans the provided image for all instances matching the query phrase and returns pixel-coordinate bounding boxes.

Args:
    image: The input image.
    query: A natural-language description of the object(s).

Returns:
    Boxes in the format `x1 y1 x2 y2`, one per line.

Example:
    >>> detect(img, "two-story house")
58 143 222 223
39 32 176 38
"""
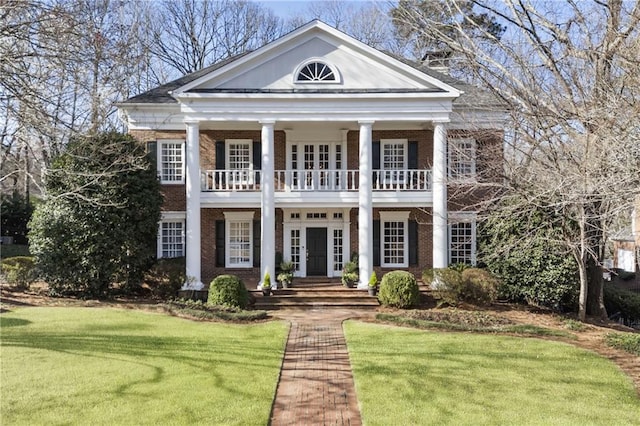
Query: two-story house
117 20 505 290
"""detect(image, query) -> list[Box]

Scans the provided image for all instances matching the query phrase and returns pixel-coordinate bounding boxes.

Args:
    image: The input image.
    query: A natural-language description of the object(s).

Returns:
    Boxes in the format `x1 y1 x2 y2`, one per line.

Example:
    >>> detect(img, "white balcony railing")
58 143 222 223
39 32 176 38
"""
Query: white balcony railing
201 169 432 192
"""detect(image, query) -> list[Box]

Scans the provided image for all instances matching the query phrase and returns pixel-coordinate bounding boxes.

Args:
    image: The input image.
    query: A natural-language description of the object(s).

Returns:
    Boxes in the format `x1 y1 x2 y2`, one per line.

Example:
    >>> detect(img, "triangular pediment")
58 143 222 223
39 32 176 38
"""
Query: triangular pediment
173 20 460 96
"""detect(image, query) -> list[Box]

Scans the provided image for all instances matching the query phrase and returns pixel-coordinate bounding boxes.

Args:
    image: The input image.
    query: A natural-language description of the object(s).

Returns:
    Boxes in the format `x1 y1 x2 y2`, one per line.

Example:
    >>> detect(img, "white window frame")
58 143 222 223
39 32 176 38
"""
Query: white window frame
293 58 341 84
381 139 407 184
157 139 185 184
380 211 410 268
226 139 253 185
448 212 477 266
157 211 186 259
448 137 476 181
224 211 254 268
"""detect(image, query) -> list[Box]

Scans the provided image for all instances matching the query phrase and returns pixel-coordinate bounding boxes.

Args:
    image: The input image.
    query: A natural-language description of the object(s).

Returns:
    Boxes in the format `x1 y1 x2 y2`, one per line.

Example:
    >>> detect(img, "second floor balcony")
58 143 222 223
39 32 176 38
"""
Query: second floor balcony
201 169 432 192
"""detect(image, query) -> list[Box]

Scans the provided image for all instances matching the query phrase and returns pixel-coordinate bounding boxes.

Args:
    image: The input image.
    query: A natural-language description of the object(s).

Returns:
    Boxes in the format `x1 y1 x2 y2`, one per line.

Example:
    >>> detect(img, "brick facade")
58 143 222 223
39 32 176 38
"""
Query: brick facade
133 127 498 286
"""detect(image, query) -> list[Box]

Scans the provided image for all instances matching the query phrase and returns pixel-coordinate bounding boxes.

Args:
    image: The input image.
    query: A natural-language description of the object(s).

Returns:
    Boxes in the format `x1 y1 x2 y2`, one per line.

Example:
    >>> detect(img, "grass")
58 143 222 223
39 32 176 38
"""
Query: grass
0 244 30 259
344 321 640 425
605 332 640 356
1 307 288 425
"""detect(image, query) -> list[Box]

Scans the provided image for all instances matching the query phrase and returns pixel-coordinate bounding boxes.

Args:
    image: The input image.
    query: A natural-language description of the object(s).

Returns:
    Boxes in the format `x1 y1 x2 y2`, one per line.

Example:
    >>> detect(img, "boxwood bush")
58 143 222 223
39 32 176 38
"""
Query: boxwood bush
1 256 37 290
208 275 249 309
378 270 420 309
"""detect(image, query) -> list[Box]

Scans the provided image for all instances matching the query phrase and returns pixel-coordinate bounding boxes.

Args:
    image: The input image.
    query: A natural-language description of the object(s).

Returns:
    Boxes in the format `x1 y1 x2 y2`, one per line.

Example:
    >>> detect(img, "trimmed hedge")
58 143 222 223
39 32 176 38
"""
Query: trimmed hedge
208 275 249 309
1 256 37 290
378 270 420 309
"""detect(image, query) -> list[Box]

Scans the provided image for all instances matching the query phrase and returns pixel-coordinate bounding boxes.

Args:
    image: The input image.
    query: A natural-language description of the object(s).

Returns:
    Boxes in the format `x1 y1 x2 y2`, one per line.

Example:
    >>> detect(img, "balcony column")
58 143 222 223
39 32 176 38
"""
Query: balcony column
358 120 374 289
260 120 276 287
432 120 448 268
183 119 203 289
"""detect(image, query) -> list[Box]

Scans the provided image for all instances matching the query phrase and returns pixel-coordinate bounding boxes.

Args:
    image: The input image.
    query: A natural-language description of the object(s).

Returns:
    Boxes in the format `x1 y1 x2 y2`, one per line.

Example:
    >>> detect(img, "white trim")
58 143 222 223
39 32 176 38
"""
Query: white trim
171 20 462 97
223 211 255 268
157 139 185 184
448 211 477 266
448 137 477 181
293 58 342 84
157 215 186 259
379 211 410 268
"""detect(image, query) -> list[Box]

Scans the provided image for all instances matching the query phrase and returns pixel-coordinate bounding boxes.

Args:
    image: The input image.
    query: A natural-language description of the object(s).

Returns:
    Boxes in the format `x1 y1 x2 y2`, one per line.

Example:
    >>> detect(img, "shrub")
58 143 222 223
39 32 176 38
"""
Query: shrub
428 268 464 307
378 270 420 308
208 275 249 309
368 271 378 288
1 256 37 290
604 284 640 324
145 257 185 300
425 267 499 307
461 268 499 306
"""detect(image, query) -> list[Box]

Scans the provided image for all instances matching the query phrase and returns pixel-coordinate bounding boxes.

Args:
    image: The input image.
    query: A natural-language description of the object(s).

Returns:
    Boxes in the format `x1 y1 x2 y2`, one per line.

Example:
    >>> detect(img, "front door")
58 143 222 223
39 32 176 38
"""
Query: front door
306 227 327 276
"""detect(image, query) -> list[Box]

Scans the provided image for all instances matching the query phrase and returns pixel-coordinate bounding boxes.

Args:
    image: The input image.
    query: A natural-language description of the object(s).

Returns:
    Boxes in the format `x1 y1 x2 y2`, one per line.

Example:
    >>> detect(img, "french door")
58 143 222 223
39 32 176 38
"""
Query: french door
290 142 342 190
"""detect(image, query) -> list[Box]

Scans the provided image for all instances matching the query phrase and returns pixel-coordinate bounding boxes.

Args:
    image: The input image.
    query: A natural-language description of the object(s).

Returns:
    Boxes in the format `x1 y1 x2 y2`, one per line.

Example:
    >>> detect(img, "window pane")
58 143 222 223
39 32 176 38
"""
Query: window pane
161 221 184 258
161 143 183 182
449 138 475 179
229 221 251 266
383 221 405 265
449 222 474 265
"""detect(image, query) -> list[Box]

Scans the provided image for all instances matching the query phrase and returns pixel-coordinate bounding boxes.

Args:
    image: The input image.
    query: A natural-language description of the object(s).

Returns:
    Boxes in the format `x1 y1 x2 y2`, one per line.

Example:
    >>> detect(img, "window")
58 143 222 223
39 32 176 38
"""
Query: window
333 229 344 272
380 211 409 267
226 139 252 185
224 212 254 268
290 229 301 272
157 212 186 259
295 61 337 82
449 213 477 265
159 140 184 184
382 139 407 184
448 138 476 180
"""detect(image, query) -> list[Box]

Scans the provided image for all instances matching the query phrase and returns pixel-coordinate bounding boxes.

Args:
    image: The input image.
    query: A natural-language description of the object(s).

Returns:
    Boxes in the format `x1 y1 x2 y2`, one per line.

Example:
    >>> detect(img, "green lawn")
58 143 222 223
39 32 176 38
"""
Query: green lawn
1 307 288 425
344 321 640 425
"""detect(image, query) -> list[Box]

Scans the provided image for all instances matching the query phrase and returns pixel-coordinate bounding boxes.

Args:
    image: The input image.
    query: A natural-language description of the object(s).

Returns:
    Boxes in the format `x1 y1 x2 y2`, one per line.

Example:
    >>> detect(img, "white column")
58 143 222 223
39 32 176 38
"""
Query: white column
432 121 448 268
260 120 276 287
183 119 203 289
358 120 374 288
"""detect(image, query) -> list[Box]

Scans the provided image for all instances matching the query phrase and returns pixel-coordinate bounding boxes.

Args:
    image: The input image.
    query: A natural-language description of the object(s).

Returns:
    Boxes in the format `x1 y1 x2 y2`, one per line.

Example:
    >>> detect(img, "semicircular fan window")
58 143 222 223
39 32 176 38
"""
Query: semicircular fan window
296 62 336 82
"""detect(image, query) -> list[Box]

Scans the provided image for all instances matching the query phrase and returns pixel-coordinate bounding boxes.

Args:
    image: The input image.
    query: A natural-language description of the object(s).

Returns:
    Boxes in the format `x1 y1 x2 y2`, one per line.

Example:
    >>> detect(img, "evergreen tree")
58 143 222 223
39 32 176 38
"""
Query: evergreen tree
29 132 162 297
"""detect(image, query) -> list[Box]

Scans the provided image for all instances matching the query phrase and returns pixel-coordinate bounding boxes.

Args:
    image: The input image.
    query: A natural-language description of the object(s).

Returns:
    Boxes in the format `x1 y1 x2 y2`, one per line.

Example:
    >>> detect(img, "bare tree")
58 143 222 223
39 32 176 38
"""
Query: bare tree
146 0 284 80
395 0 640 320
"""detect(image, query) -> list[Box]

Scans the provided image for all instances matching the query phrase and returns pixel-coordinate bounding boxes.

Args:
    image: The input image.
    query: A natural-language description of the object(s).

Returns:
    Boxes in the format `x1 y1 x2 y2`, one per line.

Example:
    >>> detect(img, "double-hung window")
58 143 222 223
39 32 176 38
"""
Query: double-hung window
448 213 477 265
226 139 252 186
381 139 407 186
448 138 476 180
158 140 185 184
157 212 186 258
224 212 253 268
380 211 409 268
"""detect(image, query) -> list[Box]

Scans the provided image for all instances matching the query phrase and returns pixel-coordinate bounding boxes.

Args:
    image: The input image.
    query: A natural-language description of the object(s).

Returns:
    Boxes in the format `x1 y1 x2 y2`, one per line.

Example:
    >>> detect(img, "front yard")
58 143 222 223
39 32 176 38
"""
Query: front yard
344 321 640 425
1 307 288 425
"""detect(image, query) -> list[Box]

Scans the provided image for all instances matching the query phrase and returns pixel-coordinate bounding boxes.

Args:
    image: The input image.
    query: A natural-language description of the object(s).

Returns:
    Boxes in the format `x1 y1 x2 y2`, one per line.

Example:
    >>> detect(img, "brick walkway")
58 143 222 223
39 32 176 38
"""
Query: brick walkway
270 310 371 426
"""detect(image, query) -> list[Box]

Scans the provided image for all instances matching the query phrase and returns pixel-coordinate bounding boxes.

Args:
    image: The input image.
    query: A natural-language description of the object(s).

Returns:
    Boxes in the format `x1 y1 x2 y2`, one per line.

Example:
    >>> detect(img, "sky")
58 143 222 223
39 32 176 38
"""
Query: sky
258 0 379 19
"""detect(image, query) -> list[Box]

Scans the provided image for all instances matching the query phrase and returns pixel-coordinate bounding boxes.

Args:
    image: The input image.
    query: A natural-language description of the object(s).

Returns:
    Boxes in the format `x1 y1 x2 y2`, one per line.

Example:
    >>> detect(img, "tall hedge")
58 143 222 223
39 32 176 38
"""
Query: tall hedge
29 132 162 298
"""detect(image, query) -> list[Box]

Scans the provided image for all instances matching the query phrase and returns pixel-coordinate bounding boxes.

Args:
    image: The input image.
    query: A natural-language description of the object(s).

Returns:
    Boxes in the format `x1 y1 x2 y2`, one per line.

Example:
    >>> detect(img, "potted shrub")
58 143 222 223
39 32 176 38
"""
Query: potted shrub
277 260 295 289
368 271 378 296
341 258 359 288
261 272 272 296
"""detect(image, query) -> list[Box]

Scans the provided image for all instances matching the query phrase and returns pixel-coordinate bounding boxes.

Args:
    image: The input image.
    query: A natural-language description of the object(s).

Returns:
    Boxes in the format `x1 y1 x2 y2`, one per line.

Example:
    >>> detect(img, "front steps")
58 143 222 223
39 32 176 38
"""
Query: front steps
251 283 380 310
